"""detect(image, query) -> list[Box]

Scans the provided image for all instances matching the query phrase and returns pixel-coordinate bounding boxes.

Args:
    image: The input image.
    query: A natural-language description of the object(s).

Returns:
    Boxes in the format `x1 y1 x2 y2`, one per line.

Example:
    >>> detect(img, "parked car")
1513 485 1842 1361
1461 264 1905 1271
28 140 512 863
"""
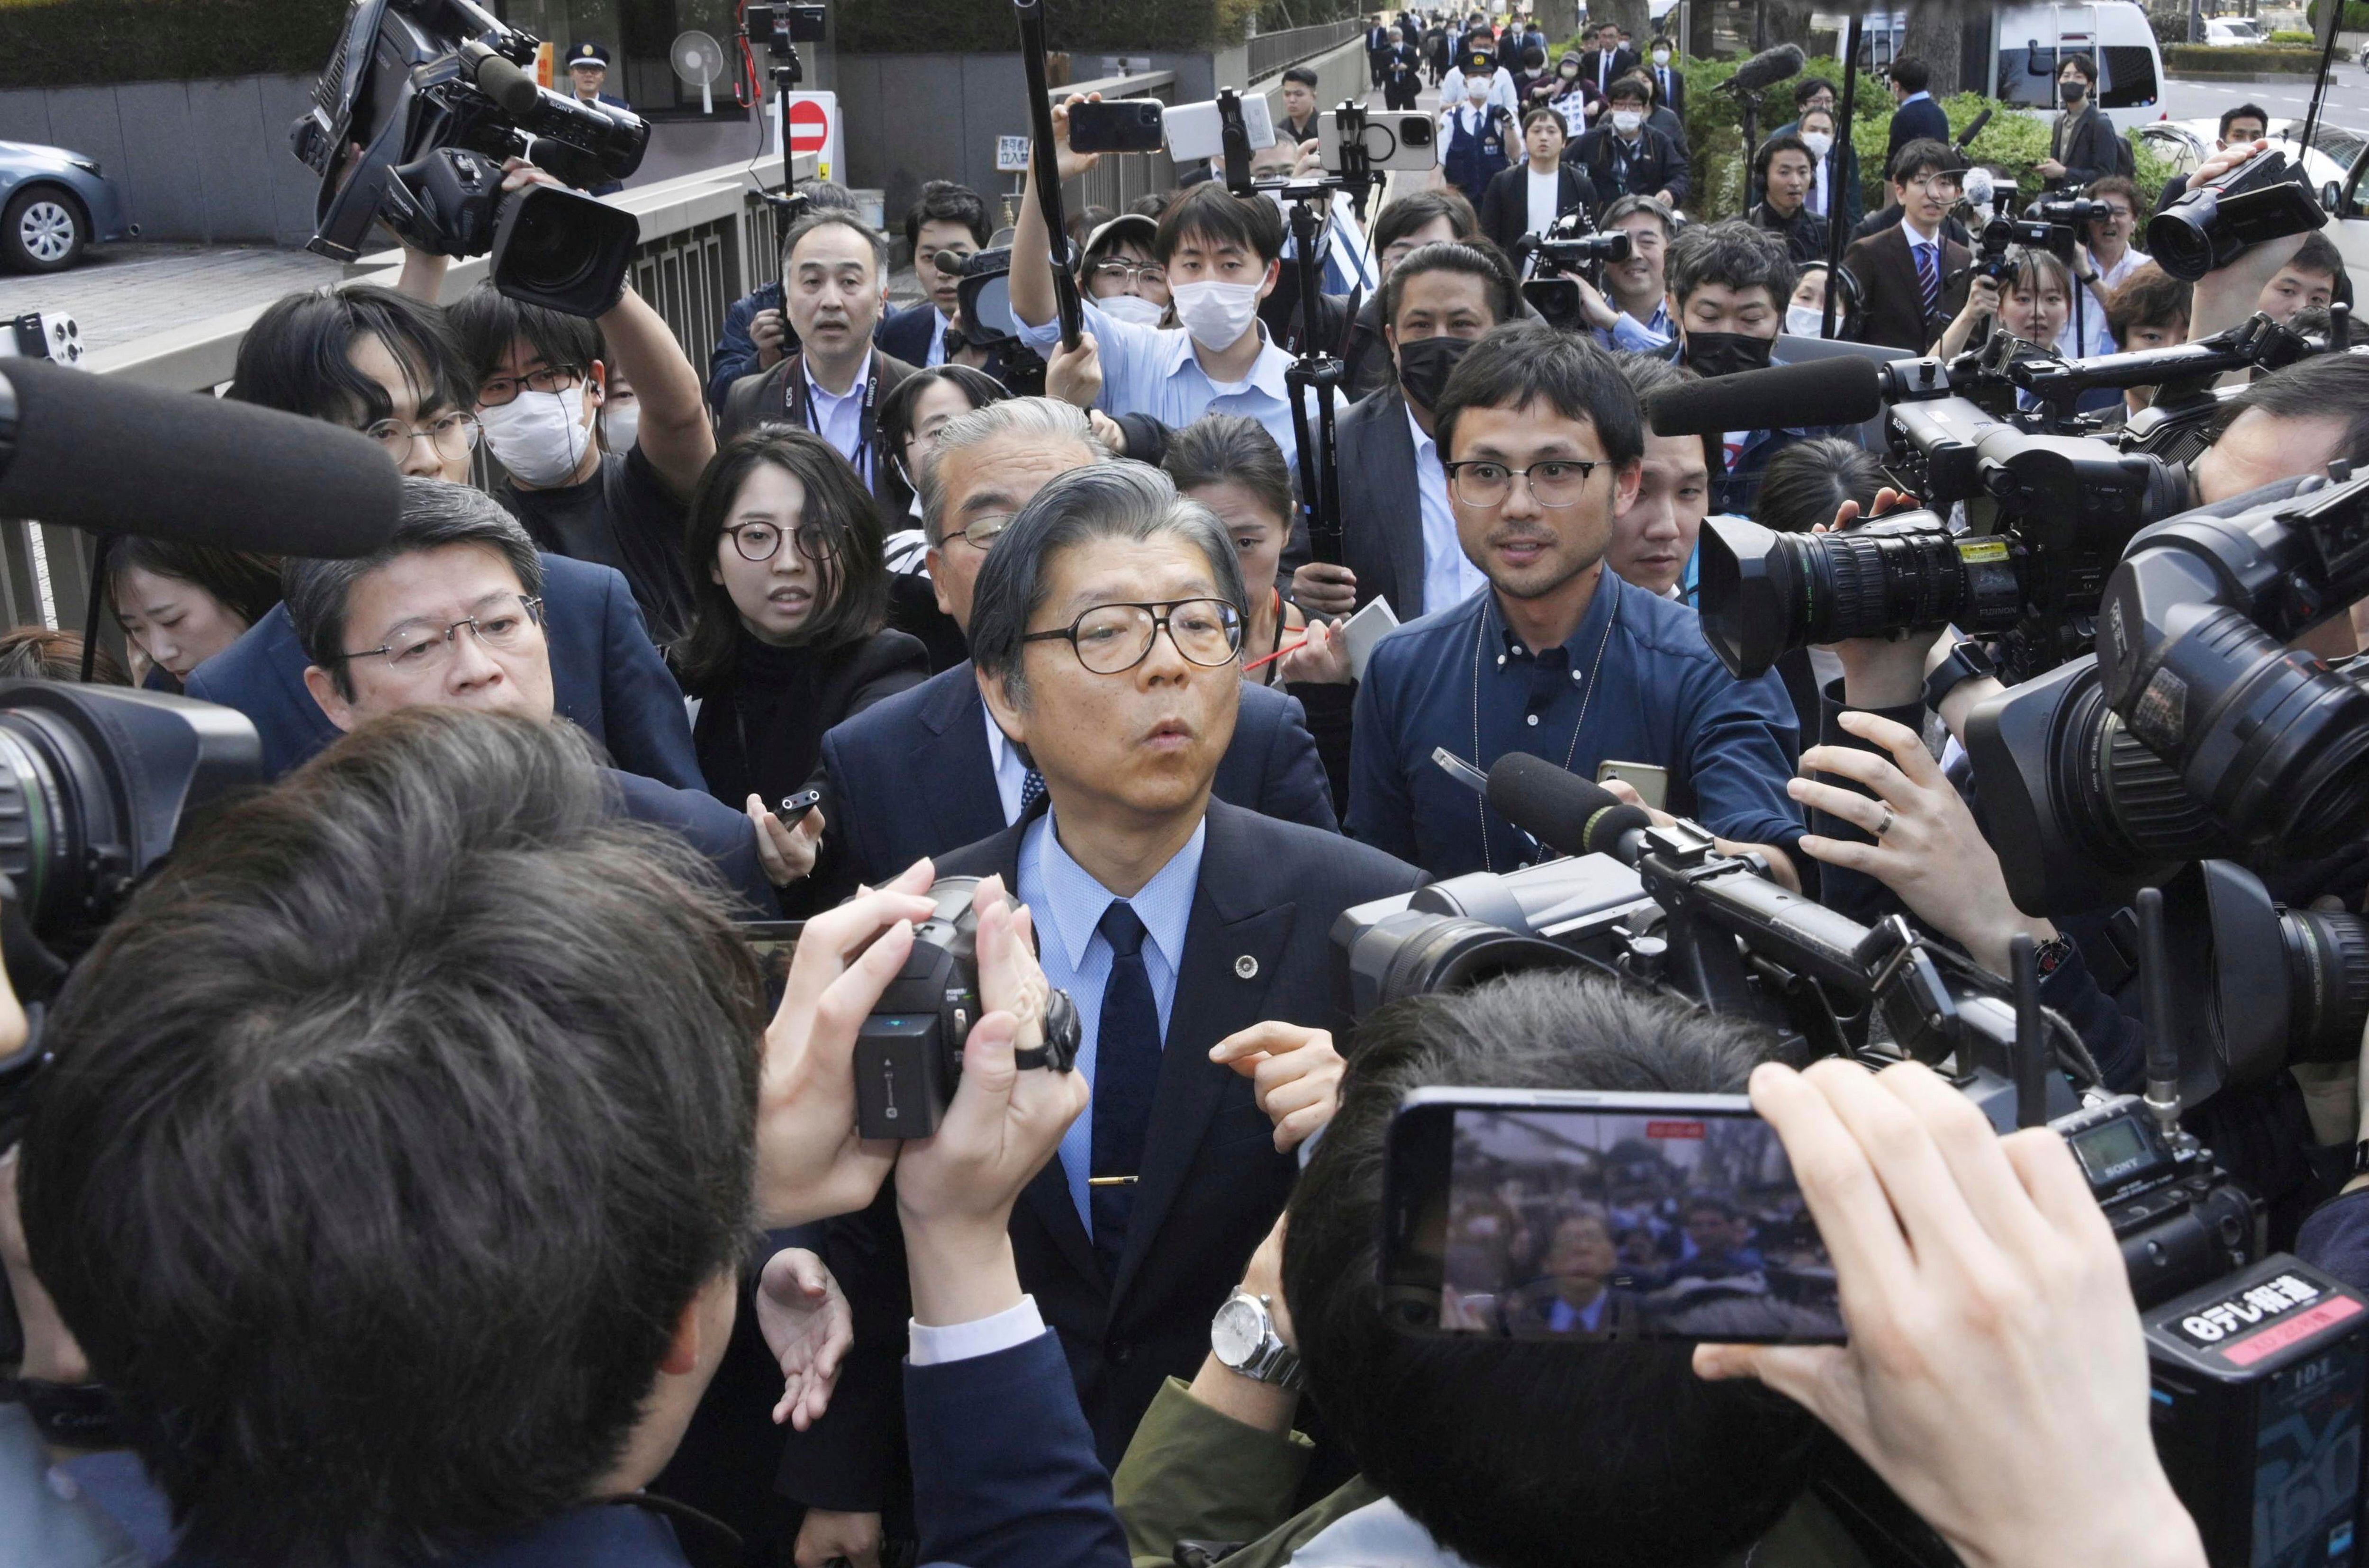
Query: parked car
0 140 136 272
2135 116 2359 192
2202 16 2264 43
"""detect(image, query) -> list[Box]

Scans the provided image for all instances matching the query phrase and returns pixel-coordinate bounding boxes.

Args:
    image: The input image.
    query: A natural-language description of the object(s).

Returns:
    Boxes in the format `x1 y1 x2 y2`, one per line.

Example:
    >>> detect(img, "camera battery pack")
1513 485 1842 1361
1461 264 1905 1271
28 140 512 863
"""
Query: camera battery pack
854 1014 955 1140
2145 1254 2367 1568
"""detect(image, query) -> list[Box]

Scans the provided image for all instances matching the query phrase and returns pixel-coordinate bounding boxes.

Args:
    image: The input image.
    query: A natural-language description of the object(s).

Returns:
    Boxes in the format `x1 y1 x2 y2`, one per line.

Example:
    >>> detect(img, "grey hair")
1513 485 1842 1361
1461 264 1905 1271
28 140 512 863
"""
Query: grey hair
284 477 544 699
780 209 891 276
967 460 1246 708
916 396 1112 545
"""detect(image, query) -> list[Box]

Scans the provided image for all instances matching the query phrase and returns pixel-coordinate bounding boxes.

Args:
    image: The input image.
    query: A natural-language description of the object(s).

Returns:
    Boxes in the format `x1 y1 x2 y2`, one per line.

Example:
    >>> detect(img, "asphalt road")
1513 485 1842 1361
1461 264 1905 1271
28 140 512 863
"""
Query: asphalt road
2156 61 2369 135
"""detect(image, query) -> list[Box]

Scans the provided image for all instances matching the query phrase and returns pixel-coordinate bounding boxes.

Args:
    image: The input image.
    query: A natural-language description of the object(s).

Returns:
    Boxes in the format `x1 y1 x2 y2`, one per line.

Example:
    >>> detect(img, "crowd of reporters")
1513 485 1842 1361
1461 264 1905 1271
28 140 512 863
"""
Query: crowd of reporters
5 8 2369 1565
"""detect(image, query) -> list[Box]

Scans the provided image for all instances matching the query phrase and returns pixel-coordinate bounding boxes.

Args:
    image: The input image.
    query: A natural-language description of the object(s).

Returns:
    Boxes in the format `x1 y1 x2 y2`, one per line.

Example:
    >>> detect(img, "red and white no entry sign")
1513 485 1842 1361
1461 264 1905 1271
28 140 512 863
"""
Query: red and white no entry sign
787 99 831 155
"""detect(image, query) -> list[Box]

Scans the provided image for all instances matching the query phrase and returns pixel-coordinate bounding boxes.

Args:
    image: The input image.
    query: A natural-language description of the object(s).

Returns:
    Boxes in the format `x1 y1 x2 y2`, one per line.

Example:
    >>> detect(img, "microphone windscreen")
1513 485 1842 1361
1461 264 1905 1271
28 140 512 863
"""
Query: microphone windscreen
1485 753 1652 859
0 358 404 559
1727 43 1806 95
1646 354 1882 437
1962 166 1996 206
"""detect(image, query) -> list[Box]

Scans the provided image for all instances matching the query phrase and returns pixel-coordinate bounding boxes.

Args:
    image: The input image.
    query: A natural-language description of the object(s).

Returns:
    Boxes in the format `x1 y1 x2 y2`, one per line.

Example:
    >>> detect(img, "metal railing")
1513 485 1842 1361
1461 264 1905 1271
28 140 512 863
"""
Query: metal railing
1247 18 1365 78
0 152 820 638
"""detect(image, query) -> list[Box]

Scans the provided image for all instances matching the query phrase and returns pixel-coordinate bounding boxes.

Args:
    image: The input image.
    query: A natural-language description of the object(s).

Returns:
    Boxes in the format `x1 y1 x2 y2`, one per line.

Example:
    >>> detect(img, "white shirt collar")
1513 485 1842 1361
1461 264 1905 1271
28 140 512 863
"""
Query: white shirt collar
1900 215 1941 250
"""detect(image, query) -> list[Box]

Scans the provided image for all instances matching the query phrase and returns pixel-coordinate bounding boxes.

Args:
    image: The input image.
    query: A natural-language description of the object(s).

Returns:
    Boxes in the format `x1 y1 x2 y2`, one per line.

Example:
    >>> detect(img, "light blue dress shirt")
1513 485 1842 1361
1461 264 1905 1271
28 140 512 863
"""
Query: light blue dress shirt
1598 298 1673 354
1406 402 1485 617
1016 809 1207 1231
1016 297 1303 457
802 347 876 487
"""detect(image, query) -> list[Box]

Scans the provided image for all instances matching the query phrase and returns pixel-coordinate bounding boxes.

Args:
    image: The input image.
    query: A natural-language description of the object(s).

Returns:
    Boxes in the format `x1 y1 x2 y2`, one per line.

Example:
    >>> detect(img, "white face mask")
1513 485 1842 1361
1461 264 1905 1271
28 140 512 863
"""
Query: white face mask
1786 303 1828 338
1651 47 1670 63
1169 279 1263 352
600 400 639 454
1466 83 1491 104
1098 292 1166 327
480 385 591 488
1611 109 1643 135
1801 130 1834 160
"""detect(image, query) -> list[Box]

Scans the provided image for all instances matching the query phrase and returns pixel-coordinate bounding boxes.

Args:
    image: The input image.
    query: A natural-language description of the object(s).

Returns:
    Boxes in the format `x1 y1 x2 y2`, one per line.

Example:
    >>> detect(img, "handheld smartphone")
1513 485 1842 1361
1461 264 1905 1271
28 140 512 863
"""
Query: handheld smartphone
1596 760 1669 812
1382 1088 1844 1343
1339 595 1402 681
1164 95 1276 164
1068 98 1166 154
775 788 822 827
1316 109 1439 173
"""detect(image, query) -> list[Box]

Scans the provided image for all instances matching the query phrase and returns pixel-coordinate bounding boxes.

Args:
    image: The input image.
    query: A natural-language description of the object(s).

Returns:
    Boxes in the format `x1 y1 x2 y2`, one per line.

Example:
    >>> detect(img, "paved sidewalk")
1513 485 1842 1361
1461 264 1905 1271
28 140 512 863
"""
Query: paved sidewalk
0 242 344 355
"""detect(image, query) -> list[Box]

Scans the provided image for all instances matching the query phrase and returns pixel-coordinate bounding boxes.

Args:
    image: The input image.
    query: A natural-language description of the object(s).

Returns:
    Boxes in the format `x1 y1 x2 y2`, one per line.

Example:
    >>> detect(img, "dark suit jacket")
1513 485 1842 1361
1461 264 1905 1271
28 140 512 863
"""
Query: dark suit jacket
2050 102 2118 190
1478 161 1597 255
1566 123 1689 207
182 553 703 790
875 301 944 367
781 799 1425 1510
1649 60 1685 117
1754 118 1863 233
1886 94 1951 169
716 348 922 527
1578 46 1640 95
814 661 1339 900
1279 388 1430 623
605 768 775 916
1839 221 1971 354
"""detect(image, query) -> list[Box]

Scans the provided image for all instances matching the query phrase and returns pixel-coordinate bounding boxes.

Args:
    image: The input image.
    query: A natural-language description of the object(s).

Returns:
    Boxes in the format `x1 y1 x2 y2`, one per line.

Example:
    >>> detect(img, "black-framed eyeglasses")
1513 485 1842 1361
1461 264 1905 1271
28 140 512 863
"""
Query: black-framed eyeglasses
723 520 837 563
1020 598 1244 675
336 595 545 675
1443 459 1604 509
477 364 587 408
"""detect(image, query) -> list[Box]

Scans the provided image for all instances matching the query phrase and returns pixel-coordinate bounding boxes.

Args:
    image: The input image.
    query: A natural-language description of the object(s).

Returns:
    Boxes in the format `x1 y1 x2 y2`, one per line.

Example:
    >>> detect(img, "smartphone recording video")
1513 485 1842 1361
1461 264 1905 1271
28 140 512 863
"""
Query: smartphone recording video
1383 1090 1844 1343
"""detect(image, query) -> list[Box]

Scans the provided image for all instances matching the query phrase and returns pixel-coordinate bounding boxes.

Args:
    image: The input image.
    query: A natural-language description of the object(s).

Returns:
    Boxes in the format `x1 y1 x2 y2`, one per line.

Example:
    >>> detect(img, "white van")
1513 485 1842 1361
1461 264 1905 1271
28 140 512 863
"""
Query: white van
1983 1 2167 132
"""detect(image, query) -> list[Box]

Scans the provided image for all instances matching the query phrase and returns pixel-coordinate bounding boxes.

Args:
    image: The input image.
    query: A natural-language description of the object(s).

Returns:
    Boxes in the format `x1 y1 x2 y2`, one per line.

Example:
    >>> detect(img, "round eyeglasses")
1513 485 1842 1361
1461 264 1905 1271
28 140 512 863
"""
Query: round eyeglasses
723 520 838 563
1020 599 1244 675
362 410 480 461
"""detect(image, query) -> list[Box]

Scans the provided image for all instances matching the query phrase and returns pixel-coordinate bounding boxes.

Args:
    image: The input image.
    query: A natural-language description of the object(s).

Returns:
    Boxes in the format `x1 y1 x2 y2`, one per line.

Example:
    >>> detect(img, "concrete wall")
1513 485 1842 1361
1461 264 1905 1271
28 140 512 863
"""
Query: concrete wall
0 72 323 244
839 36 1369 229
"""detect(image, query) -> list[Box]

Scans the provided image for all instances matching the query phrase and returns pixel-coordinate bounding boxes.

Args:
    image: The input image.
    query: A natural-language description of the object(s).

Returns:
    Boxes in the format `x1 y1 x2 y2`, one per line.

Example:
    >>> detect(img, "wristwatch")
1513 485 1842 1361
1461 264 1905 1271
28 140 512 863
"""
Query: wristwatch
1923 638 1998 713
1211 1291 1304 1390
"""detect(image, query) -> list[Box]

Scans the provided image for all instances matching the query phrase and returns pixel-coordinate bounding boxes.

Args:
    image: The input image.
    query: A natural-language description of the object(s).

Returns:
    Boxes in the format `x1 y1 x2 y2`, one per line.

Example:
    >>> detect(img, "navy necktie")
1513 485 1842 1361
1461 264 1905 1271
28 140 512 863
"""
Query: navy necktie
1019 766 1046 819
1091 902 1160 1279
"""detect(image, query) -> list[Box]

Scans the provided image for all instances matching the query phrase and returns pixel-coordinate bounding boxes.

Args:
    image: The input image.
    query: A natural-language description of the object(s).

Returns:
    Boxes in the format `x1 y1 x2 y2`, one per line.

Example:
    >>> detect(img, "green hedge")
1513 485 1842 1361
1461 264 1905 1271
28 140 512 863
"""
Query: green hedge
2306 0 2369 30
2163 42 2326 70
836 0 1240 53
0 0 347 91
2268 28 2318 42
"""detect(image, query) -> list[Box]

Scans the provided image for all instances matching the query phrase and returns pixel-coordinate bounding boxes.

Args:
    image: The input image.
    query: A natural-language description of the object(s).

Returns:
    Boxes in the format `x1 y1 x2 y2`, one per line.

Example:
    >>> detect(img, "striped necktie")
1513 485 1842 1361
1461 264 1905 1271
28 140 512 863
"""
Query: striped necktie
1916 239 1940 322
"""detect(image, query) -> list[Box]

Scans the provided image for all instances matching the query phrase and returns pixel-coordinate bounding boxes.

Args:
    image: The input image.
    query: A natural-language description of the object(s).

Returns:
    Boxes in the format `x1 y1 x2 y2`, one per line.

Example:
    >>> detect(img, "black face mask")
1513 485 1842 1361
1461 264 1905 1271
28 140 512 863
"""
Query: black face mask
2062 79 2087 102
1683 330 1776 378
1395 333 1477 410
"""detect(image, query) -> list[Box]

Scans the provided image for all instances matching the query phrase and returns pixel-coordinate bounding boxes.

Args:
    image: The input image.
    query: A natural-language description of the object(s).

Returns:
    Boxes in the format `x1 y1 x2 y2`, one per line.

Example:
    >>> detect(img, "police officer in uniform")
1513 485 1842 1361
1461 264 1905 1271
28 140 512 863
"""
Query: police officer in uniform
567 42 631 197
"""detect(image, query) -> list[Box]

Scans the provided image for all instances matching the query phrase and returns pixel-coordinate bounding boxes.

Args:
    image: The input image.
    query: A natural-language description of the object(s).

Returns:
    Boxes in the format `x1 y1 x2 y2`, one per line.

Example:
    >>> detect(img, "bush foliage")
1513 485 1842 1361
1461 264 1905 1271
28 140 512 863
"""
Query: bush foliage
2163 42 2327 70
0 0 347 90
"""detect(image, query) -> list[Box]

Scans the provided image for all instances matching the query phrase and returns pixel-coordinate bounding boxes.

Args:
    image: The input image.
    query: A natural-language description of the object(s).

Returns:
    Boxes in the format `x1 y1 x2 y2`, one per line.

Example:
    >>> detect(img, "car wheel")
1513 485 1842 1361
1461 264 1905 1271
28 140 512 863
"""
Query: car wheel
1 186 87 273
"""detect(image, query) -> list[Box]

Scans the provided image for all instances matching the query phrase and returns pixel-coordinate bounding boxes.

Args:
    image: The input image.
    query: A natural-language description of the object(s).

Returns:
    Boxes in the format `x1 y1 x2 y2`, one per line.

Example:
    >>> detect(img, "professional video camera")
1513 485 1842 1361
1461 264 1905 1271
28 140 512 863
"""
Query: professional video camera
853 877 1081 1139
291 0 649 315
1511 209 1631 333
1965 468 2369 910
2148 144 2327 283
1671 318 2329 683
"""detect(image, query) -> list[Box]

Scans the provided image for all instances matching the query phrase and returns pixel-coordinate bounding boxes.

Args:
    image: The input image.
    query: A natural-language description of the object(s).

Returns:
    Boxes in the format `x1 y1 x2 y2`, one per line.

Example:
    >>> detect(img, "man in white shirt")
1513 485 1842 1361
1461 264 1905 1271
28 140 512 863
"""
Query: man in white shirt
2076 174 2148 330
1477 107 1596 261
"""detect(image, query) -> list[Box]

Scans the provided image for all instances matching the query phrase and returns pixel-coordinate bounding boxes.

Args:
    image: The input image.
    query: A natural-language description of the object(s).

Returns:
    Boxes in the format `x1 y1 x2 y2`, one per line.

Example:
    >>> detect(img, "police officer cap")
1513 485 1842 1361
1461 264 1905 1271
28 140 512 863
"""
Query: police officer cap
570 41 612 67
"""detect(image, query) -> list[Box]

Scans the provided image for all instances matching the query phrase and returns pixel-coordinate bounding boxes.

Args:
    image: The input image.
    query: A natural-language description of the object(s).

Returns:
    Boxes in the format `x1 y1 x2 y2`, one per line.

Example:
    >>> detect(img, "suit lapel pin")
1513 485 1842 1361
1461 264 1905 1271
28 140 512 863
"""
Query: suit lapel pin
1234 954 1259 980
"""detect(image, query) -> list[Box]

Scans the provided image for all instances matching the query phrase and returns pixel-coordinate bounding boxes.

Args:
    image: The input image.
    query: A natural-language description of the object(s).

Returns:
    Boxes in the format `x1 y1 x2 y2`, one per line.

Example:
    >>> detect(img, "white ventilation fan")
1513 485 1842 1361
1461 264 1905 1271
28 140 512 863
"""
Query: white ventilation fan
670 30 726 115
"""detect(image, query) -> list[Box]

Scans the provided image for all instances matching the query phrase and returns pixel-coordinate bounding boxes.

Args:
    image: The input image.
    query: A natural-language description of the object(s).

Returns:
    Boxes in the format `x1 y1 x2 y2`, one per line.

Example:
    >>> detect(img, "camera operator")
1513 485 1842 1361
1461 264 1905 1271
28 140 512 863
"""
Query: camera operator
282 477 791 911
2181 142 2351 341
1106 969 2207 1568
202 283 703 792
779 462 1421 1566
2152 105 2266 216
815 399 1337 904
1566 193 1678 353
1285 239 1522 624
1346 320 1803 884
14 708 1132 1568
2077 176 2148 309
879 182 993 372
1010 99 1302 456
433 191 717 645
1478 108 1597 259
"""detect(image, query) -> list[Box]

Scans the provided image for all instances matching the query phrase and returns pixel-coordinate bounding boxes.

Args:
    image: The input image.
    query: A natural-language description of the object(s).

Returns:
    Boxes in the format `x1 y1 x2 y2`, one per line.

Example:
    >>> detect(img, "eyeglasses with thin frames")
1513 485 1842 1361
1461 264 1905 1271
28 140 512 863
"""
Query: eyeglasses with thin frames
1019 599 1244 675
337 595 545 677
1443 459 1605 509
362 410 480 460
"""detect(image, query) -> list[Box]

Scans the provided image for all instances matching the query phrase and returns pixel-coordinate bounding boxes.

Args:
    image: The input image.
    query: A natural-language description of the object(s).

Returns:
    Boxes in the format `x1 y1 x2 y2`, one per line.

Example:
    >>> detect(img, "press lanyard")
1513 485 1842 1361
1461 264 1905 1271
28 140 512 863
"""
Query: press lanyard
785 353 879 487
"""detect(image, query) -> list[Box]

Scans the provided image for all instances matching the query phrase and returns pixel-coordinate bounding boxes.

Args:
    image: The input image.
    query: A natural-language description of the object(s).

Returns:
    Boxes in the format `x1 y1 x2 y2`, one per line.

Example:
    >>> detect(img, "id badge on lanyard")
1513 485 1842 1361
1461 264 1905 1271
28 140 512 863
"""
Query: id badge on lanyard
784 357 880 487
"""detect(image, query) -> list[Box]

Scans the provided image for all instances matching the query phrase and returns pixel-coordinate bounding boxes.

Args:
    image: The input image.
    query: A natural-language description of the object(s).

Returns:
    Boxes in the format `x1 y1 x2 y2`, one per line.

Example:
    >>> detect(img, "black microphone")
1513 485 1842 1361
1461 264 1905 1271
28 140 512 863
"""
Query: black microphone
1715 43 1805 97
0 358 403 559
1485 753 1655 863
1954 106 1994 149
1645 354 1882 438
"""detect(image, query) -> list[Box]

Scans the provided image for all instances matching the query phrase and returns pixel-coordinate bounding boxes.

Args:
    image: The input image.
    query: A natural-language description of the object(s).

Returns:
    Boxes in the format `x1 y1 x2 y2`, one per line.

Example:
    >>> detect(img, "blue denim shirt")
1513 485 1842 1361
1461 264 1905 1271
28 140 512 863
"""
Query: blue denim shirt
1347 569 1802 879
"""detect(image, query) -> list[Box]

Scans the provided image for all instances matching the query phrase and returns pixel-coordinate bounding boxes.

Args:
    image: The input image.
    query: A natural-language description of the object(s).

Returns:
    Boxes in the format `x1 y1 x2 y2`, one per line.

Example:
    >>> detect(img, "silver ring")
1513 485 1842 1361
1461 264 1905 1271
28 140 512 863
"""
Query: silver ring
1874 802 1896 838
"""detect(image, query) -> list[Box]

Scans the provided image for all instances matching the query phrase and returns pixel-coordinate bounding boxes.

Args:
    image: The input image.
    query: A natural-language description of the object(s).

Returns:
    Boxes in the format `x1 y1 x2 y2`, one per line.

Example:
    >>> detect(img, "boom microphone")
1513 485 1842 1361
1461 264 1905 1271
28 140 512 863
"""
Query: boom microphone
1645 354 1882 438
1485 754 1654 862
1955 107 1994 149
1717 43 1806 98
0 358 403 558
